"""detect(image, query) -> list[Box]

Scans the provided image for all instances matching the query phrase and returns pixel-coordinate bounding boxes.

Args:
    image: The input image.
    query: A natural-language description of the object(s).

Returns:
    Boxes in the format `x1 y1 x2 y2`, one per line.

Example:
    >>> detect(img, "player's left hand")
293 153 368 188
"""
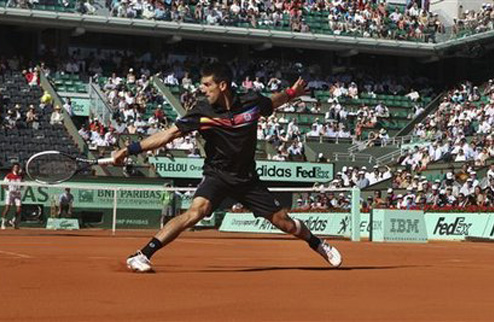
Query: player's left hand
290 77 309 98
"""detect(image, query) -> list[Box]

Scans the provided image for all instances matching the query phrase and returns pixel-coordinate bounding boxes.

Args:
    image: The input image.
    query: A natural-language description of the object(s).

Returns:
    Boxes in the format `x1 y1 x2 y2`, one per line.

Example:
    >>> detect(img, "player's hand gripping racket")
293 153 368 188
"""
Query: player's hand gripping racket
26 151 114 184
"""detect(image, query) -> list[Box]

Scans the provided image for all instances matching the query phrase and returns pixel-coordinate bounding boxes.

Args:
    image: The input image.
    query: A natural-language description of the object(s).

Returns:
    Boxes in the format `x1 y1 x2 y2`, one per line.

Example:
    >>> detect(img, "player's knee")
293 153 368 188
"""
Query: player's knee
186 209 203 222
184 207 208 226
270 210 296 234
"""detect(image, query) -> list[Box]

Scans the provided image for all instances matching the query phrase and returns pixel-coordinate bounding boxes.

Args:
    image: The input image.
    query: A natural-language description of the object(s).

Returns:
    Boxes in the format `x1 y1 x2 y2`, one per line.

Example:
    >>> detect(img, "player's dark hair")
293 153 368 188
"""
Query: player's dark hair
11 162 20 169
201 63 233 88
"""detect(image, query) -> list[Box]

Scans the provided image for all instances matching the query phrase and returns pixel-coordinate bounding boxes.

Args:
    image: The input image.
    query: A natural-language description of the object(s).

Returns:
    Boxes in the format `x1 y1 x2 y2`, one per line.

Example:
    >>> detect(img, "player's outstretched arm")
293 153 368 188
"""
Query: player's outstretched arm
113 125 183 164
270 77 308 110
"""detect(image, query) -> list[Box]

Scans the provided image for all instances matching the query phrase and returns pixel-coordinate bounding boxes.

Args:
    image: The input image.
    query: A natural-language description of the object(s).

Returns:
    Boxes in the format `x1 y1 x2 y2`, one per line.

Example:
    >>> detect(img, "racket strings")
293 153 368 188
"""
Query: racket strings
27 154 78 183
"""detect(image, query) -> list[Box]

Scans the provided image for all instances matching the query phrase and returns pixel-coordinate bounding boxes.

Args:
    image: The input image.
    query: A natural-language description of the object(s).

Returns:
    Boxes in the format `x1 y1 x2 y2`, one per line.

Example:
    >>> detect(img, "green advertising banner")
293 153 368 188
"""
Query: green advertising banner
482 215 494 239
46 218 80 230
150 157 334 183
0 183 165 210
220 212 350 236
219 212 375 238
371 209 427 243
219 211 494 242
68 97 91 117
425 213 491 240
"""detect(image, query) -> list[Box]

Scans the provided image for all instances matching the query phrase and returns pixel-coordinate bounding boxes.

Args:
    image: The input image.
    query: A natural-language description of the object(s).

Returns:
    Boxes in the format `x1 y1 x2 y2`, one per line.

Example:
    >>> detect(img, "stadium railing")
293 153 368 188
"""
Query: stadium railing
88 78 116 127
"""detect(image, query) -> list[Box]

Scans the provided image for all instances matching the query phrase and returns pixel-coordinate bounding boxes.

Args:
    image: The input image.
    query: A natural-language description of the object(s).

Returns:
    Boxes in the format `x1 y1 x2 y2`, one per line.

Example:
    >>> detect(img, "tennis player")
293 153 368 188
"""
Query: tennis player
1 163 23 229
114 63 342 272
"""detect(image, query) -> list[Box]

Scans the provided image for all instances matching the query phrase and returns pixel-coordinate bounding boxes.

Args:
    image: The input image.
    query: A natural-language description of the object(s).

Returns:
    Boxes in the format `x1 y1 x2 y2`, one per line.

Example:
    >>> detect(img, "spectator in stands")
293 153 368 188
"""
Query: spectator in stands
406 88 420 102
385 188 397 208
268 77 282 92
287 140 303 158
164 72 179 86
50 105 64 125
147 123 159 136
25 105 39 130
4 110 18 129
369 190 385 208
355 171 369 189
78 125 91 142
272 149 287 161
63 98 74 117
306 124 320 138
40 90 53 109
127 68 136 84
188 148 201 158
378 129 390 146
253 77 265 92
22 68 40 87
104 128 118 146
242 76 253 91
473 186 486 206
134 115 148 134
178 136 195 151
127 121 137 134
460 178 475 196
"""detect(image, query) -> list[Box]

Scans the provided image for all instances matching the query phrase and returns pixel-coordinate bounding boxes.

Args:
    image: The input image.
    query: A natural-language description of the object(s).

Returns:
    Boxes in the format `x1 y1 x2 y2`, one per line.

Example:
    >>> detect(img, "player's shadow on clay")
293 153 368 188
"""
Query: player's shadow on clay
167 265 425 273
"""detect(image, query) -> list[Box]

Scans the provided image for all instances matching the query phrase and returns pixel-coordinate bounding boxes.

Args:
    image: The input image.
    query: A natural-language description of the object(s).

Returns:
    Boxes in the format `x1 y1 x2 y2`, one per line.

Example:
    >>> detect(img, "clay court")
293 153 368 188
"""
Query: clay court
0 229 493 321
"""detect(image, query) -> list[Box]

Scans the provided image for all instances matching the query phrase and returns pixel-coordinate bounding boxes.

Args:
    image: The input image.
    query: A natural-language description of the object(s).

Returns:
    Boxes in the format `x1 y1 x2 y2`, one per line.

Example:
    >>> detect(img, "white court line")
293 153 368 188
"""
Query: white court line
0 250 33 259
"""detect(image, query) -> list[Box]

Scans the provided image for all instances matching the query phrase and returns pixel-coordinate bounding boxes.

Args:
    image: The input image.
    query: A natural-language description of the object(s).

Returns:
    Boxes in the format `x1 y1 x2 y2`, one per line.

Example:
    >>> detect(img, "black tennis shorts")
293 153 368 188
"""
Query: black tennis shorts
194 175 283 218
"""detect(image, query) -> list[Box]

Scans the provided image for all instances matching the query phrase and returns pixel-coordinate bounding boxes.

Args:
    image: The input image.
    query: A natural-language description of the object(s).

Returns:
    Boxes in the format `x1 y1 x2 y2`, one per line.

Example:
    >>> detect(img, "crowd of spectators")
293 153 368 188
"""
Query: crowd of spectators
76 69 199 156
0 60 65 131
387 164 494 209
103 0 444 42
53 48 434 150
408 79 494 169
453 3 494 38
290 164 392 211
154 54 433 147
289 162 494 212
10 0 494 43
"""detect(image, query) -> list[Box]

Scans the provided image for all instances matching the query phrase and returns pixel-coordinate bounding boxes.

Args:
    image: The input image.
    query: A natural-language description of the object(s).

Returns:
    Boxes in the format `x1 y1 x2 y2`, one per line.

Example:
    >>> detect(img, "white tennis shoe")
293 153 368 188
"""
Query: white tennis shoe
127 251 153 272
1 218 5 230
316 240 343 267
8 218 18 229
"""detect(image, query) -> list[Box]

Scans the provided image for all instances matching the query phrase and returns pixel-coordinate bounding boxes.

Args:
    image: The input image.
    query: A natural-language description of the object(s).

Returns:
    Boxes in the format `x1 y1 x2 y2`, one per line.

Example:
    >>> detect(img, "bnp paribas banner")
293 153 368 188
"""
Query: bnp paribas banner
0 183 164 210
150 157 333 183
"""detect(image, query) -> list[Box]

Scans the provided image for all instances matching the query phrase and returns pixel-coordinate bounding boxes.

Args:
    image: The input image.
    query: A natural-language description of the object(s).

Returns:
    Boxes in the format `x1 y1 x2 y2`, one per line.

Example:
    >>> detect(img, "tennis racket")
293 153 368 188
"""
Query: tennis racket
26 151 115 184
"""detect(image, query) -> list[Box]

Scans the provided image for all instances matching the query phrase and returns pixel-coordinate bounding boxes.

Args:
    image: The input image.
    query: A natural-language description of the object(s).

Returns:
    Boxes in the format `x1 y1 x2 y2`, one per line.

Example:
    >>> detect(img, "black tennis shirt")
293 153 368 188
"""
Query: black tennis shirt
175 91 273 184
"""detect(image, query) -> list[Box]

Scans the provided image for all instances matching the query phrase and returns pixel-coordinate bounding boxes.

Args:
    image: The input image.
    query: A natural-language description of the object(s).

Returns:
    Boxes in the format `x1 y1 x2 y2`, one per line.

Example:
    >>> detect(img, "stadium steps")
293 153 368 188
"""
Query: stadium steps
151 76 186 118
305 141 352 162
358 146 399 159
151 77 211 156
395 92 444 136
39 72 108 177
51 73 88 93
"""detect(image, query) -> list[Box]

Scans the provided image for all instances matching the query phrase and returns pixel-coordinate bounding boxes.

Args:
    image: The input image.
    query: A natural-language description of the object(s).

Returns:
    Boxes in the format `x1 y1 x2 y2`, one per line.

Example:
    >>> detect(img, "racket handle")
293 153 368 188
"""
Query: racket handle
98 157 115 165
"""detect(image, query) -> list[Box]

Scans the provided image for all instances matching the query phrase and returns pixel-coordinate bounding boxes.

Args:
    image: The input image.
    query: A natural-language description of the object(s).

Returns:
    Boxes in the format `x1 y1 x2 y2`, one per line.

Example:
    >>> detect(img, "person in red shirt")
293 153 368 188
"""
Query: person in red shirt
1 163 23 229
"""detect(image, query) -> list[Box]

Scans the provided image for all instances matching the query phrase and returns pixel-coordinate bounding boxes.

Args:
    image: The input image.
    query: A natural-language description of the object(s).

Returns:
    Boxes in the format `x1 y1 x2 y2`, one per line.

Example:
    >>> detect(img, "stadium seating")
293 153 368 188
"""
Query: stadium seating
452 3 494 39
51 73 87 93
0 0 444 43
0 70 81 169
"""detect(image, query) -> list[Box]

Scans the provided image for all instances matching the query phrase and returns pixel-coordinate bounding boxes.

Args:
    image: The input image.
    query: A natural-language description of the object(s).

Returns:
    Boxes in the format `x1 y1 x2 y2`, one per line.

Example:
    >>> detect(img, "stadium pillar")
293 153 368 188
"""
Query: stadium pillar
351 187 361 242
